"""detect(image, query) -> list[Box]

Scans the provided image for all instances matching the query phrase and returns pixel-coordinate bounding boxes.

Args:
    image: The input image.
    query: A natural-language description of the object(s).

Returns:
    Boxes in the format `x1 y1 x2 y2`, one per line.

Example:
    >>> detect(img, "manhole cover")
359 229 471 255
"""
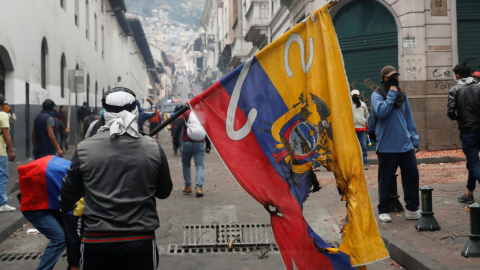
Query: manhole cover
440 236 469 245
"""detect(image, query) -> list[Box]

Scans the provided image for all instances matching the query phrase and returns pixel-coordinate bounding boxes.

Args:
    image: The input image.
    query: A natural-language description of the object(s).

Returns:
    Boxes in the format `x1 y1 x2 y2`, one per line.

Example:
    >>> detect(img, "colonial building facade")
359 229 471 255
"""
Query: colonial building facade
200 0 480 151
0 0 159 160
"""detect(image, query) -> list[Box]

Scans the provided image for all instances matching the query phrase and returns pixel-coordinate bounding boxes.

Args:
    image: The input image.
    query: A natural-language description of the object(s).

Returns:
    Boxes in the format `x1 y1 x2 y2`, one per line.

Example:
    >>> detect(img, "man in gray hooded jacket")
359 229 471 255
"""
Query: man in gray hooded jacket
60 87 172 270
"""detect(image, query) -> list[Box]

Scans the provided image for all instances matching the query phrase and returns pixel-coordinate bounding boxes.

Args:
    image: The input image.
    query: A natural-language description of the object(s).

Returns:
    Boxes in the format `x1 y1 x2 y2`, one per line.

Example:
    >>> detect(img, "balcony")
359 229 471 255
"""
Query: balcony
244 0 269 48
230 36 252 67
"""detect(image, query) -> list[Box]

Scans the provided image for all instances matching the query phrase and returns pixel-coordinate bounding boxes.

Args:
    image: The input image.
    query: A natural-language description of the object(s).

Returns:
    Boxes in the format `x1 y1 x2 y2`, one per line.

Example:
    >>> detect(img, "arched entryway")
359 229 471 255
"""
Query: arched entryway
0 45 14 97
332 0 398 109
457 0 480 71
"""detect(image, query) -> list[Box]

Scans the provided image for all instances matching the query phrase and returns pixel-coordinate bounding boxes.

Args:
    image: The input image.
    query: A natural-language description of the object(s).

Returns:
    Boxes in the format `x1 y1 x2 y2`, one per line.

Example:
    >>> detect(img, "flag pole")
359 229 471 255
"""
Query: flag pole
148 104 189 137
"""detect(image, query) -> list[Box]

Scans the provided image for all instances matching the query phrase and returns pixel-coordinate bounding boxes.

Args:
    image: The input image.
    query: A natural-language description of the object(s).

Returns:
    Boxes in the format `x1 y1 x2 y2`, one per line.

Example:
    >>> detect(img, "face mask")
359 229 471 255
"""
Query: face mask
385 78 399 88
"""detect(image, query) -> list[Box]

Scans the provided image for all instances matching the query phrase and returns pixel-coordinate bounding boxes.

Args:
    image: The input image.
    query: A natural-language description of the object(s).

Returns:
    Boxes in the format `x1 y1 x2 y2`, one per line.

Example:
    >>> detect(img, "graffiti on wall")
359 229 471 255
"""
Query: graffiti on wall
349 78 379 110
405 58 423 80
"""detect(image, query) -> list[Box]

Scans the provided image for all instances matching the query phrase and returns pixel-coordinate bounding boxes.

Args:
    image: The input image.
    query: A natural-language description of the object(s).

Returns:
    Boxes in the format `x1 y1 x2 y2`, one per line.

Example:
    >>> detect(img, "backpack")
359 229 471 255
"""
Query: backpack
186 112 206 141
367 112 377 142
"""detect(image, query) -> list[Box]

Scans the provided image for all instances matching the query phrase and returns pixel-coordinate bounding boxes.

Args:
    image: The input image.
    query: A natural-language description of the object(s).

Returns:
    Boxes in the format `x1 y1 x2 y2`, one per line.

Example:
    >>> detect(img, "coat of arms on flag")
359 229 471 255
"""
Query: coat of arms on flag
189 4 389 269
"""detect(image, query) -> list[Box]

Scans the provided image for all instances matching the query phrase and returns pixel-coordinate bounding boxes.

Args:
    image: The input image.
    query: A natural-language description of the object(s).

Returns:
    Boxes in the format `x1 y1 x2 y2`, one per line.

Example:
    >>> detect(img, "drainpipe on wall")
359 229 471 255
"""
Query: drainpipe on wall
268 0 272 44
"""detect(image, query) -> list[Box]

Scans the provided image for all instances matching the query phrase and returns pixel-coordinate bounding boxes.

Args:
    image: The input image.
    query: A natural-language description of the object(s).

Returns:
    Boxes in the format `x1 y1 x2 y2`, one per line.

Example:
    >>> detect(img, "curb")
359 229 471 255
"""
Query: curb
367 156 466 165
0 213 26 244
379 227 448 270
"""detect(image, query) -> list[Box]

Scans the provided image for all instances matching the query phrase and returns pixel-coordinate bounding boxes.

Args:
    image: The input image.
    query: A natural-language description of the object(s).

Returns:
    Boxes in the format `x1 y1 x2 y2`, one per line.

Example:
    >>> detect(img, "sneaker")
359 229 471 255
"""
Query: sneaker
0 204 16 212
405 209 421 220
458 194 475 204
196 187 204 197
379 213 392 223
174 152 178 156
313 166 321 172
364 166 369 170
182 185 192 194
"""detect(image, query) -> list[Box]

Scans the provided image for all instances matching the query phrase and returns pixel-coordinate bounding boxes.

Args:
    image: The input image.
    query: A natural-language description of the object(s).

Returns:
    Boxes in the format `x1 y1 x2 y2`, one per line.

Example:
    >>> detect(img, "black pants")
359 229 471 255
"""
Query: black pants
377 150 420 214
60 133 69 151
81 239 158 270
62 214 83 268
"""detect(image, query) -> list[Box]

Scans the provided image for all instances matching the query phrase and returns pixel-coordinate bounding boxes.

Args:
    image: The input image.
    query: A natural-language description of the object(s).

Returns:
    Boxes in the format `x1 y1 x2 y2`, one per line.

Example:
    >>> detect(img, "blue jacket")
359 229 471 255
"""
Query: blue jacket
372 90 419 153
136 100 156 129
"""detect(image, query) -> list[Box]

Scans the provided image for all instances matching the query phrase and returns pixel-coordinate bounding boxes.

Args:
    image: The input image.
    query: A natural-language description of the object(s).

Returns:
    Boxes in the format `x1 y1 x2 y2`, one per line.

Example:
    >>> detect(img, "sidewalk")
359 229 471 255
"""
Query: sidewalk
366 150 466 165
0 149 75 244
315 161 480 270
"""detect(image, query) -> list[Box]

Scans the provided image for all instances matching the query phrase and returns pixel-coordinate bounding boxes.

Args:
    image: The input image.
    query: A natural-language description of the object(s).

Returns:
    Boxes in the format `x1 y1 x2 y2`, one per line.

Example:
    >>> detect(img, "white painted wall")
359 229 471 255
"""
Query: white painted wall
0 0 151 108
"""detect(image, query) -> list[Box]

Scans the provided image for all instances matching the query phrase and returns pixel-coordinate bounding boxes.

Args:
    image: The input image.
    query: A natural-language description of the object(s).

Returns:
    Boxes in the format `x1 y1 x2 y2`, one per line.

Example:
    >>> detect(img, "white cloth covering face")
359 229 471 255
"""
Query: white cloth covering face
99 91 140 138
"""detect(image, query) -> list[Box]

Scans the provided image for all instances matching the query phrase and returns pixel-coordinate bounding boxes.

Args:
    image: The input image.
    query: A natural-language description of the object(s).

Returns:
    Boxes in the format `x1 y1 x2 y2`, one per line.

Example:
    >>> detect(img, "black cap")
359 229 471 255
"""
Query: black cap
42 99 56 111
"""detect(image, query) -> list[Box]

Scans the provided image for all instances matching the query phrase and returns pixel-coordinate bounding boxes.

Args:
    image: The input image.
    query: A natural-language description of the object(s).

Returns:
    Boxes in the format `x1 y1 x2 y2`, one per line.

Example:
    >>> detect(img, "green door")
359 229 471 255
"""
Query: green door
332 0 398 150
457 0 480 71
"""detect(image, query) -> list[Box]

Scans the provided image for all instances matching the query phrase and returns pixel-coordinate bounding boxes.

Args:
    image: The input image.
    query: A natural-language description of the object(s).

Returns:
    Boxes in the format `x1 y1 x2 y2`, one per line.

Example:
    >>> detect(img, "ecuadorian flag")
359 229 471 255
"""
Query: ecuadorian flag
189 5 388 269
18 156 71 212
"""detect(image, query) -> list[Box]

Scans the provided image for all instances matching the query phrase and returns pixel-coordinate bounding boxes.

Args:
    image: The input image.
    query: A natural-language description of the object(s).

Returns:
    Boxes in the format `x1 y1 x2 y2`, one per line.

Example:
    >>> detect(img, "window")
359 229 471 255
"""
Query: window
101 26 105 59
86 0 90 40
60 54 66 98
41 38 48 89
75 0 79 26
94 13 98 51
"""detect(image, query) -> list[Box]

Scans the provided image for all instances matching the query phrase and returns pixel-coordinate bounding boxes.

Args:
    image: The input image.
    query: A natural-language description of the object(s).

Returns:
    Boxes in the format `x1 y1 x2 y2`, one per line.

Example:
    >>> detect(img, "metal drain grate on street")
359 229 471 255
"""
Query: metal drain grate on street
168 243 279 254
0 252 67 261
168 223 277 255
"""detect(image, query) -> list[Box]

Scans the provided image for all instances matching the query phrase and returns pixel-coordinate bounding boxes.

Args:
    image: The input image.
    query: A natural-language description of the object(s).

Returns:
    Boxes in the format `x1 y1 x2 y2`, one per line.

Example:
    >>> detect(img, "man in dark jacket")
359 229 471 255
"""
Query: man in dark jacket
60 87 172 270
77 102 91 140
33 99 63 159
447 63 480 204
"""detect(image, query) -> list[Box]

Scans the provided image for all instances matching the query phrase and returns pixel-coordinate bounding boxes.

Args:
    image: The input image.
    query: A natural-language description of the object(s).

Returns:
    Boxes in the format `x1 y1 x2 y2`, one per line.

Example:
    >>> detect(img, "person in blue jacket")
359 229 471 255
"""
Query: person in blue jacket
136 98 156 132
372 66 421 224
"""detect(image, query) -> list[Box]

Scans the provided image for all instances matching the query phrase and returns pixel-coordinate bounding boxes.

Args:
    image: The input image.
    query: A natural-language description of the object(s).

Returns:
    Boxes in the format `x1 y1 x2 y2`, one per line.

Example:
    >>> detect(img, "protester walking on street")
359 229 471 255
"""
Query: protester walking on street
174 109 211 197
136 97 156 132
171 105 184 155
351 89 370 169
447 63 480 204
33 99 63 159
58 105 69 152
0 94 16 212
60 87 172 270
77 102 91 140
53 111 70 151
148 107 162 141
371 66 420 223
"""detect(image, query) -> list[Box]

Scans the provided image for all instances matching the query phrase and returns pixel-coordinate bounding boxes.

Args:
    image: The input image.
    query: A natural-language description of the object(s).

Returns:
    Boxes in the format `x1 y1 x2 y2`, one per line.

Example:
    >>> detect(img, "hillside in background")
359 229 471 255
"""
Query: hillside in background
125 0 204 26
